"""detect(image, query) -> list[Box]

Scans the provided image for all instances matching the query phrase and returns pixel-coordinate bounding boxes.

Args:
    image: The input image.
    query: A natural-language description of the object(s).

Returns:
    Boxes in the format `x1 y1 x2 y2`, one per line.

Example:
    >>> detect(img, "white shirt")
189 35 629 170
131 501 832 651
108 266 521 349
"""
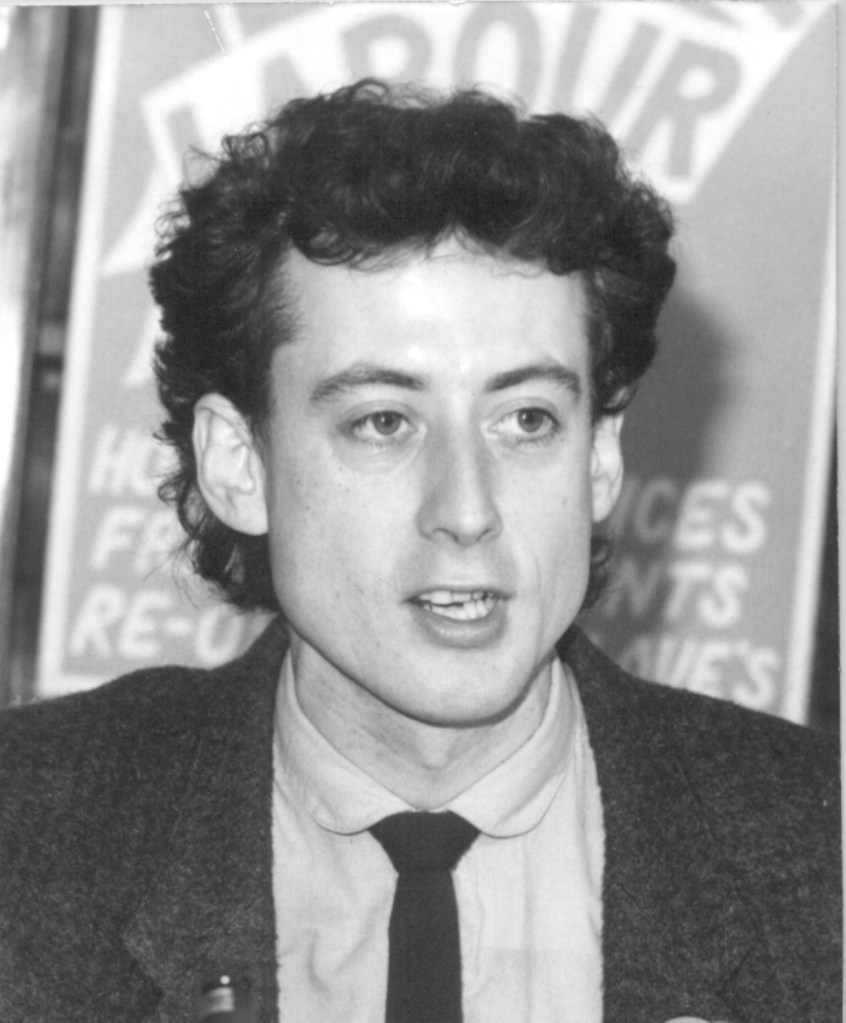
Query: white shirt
272 655 604 1022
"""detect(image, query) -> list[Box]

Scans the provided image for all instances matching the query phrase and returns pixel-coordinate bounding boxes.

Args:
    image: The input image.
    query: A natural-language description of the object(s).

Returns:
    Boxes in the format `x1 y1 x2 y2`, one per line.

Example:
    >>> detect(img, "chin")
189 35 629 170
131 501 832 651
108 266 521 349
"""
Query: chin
395 679 535 730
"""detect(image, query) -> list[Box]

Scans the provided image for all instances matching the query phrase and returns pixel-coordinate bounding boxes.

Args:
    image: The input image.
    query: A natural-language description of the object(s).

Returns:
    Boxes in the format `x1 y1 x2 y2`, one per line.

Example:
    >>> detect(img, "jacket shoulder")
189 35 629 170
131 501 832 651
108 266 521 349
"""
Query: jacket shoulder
566 627 838 772
0 617 286 774
1 662 218 788
0 619 286 880
565 627 840 873
0 664 216 900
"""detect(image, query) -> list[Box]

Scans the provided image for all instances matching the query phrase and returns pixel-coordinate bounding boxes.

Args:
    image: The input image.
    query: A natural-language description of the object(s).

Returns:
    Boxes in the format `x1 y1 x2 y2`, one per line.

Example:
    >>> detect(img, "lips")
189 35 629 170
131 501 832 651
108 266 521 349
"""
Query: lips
407 585 509 648
413 589 501 621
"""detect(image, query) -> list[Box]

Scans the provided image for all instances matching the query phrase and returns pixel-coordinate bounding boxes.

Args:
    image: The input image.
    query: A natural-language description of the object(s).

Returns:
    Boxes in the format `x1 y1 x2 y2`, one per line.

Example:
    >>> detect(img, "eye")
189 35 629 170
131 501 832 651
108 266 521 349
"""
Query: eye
365 411 404 436
515 408 550 434
494 406 560 445
348 409 414 445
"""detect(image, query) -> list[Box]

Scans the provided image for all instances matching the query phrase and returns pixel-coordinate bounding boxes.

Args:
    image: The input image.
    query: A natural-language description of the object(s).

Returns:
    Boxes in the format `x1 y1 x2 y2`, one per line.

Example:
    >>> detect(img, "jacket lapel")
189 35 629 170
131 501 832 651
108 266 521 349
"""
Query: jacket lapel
564 629 789 1023
121 621 287 1023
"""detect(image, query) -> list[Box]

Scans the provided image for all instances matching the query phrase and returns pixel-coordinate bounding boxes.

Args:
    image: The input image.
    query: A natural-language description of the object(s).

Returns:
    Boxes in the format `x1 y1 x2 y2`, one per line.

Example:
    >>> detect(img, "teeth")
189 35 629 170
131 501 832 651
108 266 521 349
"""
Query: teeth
417 590 498 621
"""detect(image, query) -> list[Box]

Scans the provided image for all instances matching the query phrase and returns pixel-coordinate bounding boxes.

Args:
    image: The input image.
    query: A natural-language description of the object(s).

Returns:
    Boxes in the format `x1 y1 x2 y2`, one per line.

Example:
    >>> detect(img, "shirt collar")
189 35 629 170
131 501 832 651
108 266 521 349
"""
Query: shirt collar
275 656 579 839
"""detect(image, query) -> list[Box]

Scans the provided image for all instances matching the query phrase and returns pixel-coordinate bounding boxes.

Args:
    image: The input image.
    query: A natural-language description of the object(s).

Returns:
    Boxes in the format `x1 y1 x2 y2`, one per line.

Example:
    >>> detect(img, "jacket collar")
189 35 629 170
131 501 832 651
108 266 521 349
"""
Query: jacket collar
122 621 784 1023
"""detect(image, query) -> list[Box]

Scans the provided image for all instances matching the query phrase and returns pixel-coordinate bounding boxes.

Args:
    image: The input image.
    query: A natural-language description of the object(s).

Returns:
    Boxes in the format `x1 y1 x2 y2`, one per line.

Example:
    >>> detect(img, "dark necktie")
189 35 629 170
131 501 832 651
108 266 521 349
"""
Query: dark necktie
369 811 480 1023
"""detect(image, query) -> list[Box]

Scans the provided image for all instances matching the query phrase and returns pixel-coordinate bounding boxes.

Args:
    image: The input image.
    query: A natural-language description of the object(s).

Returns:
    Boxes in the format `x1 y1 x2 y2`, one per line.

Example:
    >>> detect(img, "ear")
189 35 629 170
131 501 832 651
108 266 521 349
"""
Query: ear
590 413 624 524
192 394 269 536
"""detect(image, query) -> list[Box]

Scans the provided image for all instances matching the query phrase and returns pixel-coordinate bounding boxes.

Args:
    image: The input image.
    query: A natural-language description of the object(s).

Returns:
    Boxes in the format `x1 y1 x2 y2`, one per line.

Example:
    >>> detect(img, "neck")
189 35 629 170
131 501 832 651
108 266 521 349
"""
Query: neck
291 654 553 810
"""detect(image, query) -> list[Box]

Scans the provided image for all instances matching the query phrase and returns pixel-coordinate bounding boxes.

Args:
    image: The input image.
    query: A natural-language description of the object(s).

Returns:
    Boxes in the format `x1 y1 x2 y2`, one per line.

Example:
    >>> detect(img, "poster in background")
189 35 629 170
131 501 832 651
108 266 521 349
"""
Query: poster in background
38 2 835 725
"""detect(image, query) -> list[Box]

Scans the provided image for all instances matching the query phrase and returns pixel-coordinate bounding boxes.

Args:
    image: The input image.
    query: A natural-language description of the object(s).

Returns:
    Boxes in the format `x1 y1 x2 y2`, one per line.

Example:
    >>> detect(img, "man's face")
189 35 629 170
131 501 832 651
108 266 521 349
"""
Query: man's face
247 240 621 729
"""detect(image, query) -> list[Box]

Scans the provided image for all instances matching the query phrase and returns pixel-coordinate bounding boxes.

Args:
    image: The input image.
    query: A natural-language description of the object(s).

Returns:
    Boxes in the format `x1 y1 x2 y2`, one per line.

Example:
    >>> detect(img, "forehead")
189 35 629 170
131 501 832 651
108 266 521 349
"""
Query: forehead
276 240 589 382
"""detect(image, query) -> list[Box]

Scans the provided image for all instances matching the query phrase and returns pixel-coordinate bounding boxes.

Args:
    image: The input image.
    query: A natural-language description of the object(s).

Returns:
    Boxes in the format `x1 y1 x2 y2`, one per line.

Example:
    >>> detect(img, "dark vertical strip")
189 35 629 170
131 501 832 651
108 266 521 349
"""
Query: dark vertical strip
2 8 99 706
808 435 839 735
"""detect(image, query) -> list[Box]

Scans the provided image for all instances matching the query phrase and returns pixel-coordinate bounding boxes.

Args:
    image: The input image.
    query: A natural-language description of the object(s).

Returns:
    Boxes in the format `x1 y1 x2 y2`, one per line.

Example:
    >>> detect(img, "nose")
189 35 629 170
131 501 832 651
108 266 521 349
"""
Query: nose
416 429 502 546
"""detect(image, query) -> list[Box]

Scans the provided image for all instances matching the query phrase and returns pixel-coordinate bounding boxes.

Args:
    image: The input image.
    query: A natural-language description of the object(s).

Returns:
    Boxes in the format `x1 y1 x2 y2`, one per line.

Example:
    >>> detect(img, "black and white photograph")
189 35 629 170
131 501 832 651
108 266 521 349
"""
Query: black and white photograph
0 4 839 1021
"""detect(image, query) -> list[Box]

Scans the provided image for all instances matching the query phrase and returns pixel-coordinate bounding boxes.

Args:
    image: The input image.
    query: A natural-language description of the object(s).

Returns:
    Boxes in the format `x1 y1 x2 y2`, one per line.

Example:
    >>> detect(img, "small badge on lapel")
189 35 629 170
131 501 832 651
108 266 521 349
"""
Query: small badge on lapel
194 968 257 1022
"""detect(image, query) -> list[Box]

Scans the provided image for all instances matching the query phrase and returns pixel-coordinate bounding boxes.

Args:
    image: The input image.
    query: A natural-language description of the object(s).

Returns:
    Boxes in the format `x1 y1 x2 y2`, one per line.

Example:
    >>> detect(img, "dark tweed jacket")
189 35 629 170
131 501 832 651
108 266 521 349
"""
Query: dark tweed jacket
0 621 840 1023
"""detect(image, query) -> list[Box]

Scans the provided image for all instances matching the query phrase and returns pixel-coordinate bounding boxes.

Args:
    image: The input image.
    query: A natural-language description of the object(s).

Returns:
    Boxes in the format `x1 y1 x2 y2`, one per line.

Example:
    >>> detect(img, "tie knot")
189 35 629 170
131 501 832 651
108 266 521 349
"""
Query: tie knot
370 812 479 874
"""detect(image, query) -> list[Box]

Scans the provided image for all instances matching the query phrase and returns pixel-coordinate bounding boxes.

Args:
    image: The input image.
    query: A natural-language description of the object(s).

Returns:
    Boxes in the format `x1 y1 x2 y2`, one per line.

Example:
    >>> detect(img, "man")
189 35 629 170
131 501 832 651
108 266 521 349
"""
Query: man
0 80 839 1023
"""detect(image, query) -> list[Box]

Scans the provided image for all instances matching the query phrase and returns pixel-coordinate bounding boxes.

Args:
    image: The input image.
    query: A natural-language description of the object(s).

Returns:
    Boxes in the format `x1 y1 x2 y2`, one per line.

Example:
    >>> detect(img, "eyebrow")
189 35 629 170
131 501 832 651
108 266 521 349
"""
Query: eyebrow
310 364 425 405
309 360 582 405
486 365 582 398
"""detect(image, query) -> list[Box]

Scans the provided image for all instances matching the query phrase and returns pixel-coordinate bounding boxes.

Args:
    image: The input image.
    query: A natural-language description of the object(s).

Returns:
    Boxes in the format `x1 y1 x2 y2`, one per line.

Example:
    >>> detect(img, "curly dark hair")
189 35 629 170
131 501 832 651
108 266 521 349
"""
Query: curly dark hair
151 78 675 613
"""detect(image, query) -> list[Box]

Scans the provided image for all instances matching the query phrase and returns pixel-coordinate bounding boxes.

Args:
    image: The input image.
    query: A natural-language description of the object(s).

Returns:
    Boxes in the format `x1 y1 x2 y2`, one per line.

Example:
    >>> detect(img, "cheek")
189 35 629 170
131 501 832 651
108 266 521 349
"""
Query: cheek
266 467 394 594
510 458 592 535
516 479 593 589
266 439 346 532
532 516 592 584
263 458 329 588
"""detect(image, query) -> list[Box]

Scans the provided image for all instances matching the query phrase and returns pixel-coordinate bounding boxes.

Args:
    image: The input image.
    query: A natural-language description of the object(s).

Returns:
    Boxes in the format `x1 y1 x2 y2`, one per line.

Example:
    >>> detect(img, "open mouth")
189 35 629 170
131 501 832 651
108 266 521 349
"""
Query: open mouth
413 589 499 621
